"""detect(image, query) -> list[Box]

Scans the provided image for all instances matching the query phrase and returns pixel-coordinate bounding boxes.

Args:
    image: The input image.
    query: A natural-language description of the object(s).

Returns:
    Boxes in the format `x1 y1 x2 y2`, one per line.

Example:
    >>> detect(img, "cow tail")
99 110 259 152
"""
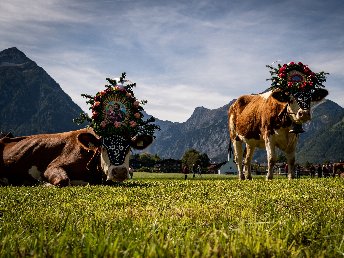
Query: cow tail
228 105 236 141
228 141 233 160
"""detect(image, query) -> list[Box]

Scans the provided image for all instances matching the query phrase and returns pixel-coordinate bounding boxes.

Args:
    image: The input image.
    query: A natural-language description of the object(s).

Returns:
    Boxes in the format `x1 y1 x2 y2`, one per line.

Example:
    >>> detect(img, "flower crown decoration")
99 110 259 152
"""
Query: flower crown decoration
74 72 160 138
266 61 328 94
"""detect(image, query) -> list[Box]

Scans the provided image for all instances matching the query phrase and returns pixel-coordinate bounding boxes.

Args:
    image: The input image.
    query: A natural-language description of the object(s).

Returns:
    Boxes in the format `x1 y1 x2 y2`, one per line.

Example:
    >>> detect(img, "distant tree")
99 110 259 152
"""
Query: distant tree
181 149 210 170
181 149 199 168
130 153 160 169
199 153 210 168
130 154 140 169
305 161 312 169
276 153 287 163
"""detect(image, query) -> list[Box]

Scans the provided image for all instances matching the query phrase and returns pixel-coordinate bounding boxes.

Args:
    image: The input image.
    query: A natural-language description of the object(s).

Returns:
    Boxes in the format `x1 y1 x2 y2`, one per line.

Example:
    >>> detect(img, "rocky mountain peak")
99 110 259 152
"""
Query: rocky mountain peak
1 47 343 164
0 47 32 65
0 47 83 135
183 103 232 131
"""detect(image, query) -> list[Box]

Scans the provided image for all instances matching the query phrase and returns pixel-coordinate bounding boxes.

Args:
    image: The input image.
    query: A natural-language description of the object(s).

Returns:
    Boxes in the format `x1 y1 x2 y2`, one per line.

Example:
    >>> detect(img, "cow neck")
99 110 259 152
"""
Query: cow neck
280 103 305 134
101 135 131 165
86 148 105 184
278 104 291 124
86 148 101 171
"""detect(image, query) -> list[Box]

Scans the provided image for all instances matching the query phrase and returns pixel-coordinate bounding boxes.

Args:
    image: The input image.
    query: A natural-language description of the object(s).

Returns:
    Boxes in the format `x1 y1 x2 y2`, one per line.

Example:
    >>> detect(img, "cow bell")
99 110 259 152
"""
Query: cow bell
289 123 305 134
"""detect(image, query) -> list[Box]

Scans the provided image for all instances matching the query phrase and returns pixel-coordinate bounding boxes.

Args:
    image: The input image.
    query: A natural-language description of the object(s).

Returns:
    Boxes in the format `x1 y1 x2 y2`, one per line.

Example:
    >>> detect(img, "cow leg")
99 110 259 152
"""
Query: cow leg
233 140 245 180
286 152 295 179
265 138 276 180
44 167 70 187
243 144 255 180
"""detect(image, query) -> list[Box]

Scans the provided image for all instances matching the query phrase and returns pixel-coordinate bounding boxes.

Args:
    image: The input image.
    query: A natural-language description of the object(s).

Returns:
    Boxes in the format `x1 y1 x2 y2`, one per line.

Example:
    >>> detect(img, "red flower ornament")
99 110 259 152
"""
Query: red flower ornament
74 72 160 138
114 122 121 128
266 61 328 95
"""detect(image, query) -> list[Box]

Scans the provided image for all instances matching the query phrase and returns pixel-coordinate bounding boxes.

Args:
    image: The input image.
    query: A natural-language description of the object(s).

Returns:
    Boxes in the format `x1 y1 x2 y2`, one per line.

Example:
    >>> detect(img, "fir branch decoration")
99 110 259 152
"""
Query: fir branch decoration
74 73 160 137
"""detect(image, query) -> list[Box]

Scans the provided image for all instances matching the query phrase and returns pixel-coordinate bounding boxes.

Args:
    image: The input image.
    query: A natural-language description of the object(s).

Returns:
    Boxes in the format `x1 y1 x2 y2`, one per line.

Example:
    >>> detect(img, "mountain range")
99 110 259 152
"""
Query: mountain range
1 47 343 164
0 47 83 135
148 98 344 164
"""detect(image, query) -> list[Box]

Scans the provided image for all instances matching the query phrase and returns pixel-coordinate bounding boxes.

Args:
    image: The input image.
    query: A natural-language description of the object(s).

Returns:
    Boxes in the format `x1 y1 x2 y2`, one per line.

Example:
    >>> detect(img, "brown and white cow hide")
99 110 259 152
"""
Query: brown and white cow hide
0 128 152 186
228 88 328 180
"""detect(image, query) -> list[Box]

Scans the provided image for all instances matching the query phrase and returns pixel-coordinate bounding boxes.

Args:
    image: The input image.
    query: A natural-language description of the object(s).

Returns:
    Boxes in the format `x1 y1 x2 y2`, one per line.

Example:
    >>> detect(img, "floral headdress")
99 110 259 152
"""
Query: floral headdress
74 73 160 138
266 62 328 94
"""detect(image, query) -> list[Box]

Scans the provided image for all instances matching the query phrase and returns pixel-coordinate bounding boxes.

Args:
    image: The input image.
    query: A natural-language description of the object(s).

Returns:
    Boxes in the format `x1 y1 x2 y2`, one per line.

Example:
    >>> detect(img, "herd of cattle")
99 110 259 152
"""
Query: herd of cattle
1 88 343 186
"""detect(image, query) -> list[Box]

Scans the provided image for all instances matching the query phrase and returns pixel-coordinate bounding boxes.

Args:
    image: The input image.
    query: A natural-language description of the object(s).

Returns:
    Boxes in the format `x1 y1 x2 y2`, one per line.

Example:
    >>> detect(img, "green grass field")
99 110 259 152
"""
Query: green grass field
0 173 343 257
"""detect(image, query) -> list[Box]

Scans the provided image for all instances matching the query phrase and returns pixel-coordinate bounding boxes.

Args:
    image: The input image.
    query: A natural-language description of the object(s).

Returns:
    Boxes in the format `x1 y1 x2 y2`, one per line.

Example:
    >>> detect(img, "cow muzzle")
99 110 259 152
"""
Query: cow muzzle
106 165 129 182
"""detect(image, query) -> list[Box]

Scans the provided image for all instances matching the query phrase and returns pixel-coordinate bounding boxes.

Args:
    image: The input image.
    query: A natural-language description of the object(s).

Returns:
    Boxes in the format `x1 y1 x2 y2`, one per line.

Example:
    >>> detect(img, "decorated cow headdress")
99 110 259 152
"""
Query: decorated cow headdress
74 73 160 165
266 62 328 109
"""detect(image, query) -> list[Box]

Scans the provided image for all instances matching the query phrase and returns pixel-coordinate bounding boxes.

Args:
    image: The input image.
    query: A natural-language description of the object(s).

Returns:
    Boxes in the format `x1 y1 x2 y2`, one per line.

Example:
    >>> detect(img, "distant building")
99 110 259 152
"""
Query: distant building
218 144 238 174
156 159 182 173
207 161 227 174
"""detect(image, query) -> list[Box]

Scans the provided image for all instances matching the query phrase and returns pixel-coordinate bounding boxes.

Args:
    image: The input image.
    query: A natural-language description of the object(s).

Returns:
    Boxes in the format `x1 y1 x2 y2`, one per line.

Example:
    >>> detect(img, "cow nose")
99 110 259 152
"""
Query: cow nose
108 166 129 182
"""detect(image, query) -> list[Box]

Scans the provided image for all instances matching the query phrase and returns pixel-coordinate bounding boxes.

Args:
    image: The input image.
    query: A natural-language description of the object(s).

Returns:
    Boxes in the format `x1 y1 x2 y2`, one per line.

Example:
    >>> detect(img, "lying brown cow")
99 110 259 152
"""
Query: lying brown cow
0 128 152 186
228 88 328 180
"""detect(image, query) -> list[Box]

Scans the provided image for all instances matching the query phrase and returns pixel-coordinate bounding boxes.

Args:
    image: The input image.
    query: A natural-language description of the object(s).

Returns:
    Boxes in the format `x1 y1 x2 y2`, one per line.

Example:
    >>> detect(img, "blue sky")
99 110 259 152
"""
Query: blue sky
1 0 343 122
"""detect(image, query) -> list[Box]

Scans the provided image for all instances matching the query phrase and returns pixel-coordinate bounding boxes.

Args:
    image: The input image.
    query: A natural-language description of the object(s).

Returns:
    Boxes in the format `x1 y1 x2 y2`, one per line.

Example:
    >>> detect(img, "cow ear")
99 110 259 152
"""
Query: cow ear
78 133 101 149
312 88 328 102
271 90 290 103
131 135 153 150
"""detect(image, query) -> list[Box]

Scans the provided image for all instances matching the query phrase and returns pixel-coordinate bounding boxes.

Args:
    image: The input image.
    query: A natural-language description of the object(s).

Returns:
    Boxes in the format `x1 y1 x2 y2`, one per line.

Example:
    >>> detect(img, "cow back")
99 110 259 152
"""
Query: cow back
229 93 292 140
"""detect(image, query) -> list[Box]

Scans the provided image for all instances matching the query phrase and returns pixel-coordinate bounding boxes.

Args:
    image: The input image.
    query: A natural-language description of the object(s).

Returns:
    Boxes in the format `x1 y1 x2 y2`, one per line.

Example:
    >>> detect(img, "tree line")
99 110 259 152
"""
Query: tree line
130 148 211 173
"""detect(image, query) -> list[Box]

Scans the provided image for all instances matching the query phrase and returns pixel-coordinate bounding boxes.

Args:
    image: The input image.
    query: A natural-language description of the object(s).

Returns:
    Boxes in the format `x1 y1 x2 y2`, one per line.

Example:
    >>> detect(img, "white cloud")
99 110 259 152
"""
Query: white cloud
1 0 343 122
135 82 232 122
0 0 90 24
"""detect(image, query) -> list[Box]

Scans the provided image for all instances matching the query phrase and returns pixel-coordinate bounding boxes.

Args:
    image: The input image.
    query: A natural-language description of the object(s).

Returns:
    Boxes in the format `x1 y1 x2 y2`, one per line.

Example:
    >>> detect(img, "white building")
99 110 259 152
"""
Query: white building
218 145 238 175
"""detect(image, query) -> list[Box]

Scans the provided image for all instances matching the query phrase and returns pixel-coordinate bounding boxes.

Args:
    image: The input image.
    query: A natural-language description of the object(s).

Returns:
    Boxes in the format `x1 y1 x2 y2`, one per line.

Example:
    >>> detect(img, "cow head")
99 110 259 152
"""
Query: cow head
78 133 153 182
272 88 328 124
74 73 160 182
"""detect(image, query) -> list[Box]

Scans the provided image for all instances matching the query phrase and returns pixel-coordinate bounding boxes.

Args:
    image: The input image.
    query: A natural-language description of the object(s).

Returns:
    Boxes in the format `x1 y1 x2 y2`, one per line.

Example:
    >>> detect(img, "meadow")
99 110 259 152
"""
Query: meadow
0 173 343 257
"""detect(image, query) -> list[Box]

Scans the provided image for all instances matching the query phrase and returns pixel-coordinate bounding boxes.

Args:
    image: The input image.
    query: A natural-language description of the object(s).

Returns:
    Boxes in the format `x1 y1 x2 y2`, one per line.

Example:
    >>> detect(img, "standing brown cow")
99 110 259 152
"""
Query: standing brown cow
228 88 328 180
